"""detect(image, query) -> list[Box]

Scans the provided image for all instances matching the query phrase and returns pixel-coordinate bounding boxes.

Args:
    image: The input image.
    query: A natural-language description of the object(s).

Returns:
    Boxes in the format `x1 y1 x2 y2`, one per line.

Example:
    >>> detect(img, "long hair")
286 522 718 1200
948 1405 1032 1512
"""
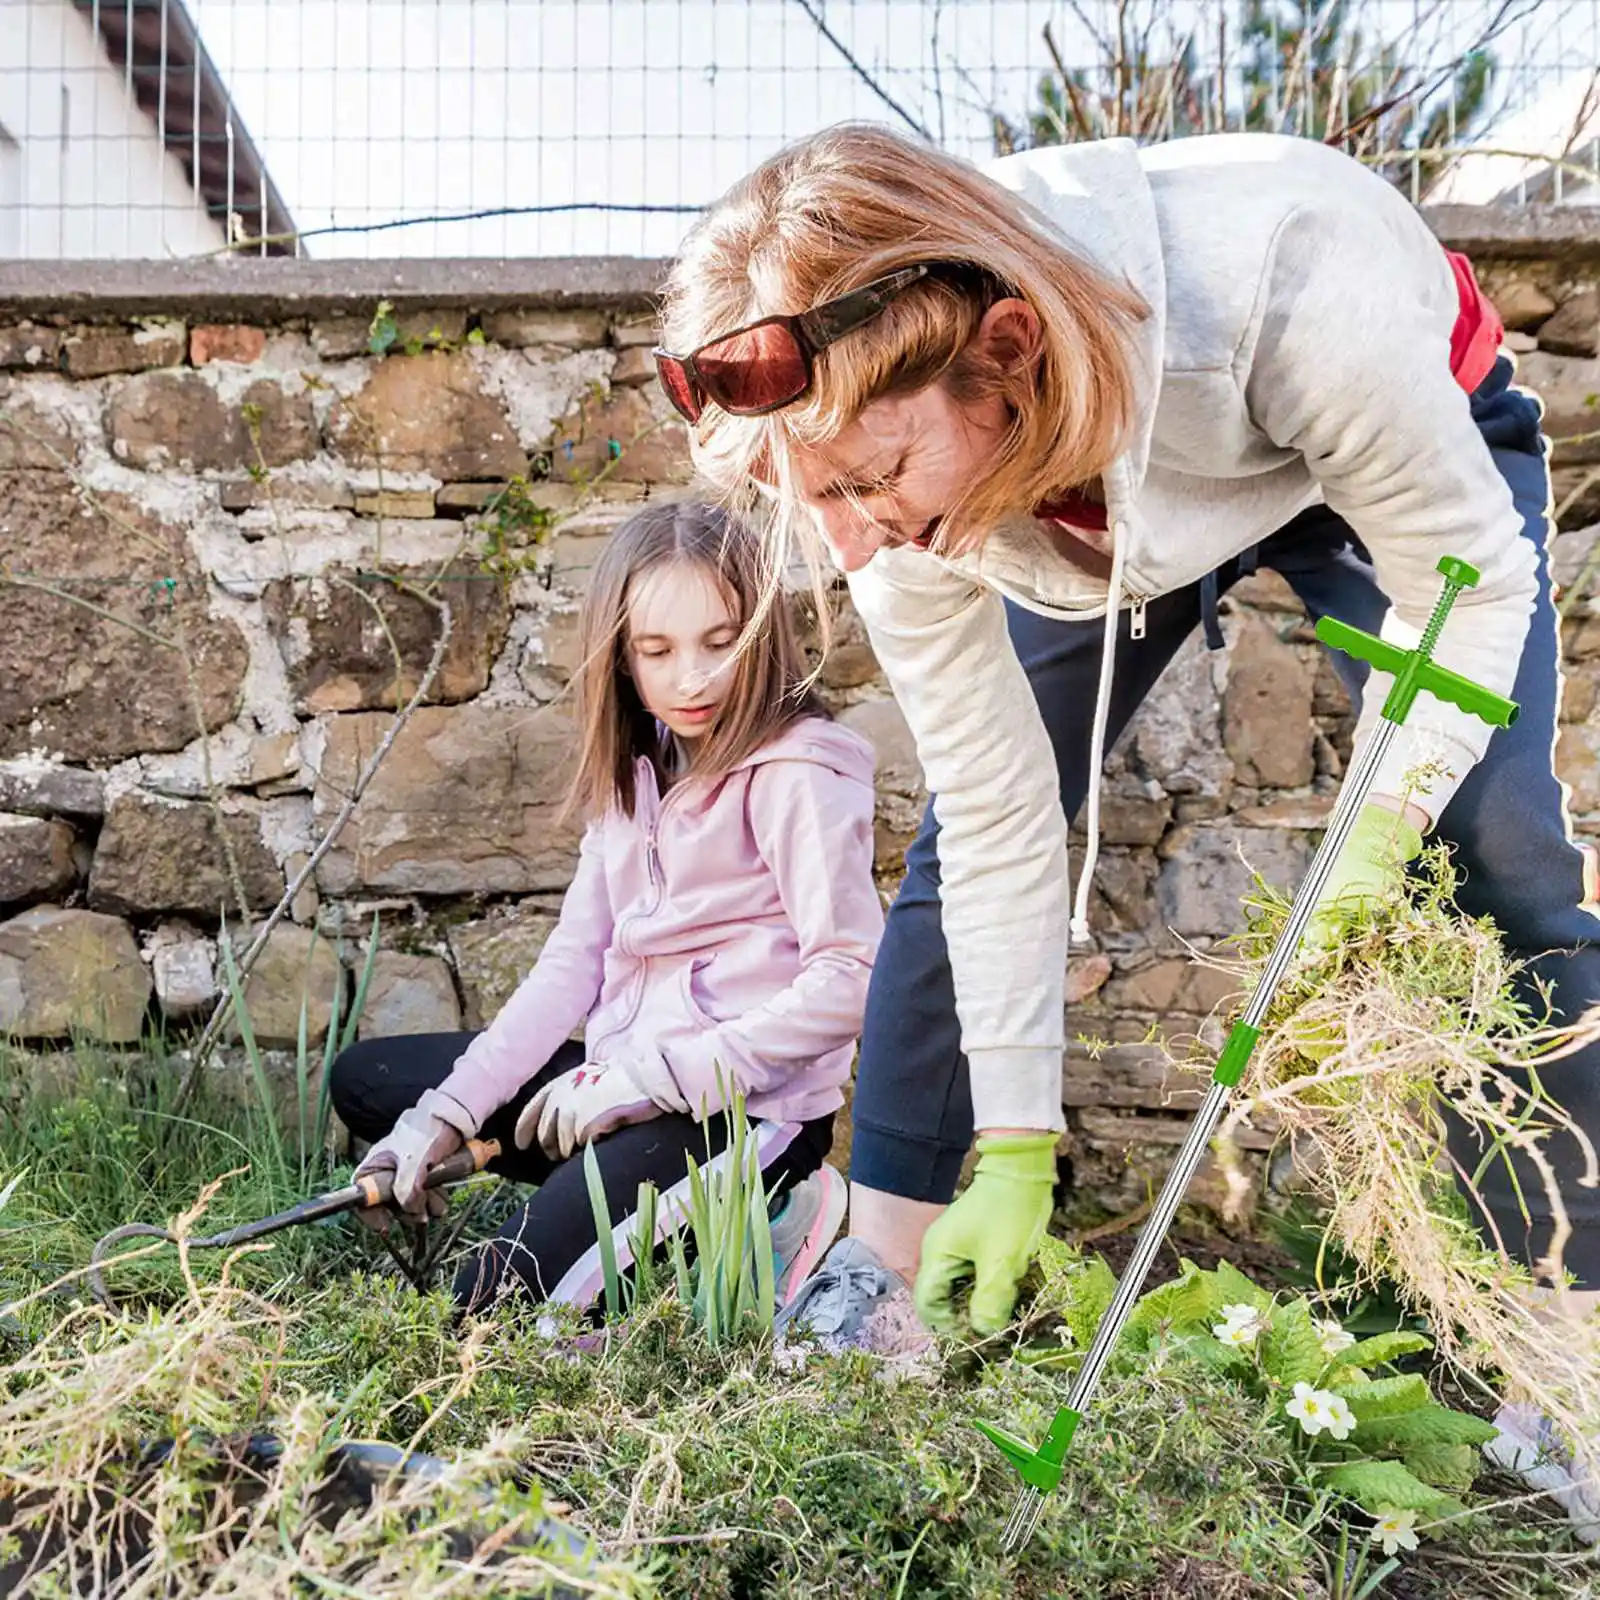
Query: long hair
658 122 1149 576
564 498 829 821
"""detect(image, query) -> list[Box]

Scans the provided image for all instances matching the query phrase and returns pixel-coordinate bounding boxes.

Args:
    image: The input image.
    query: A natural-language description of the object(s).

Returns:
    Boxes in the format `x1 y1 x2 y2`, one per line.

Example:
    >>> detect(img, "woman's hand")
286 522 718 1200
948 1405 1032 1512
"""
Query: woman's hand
913 1131 1058 1335
516 1062 660 1160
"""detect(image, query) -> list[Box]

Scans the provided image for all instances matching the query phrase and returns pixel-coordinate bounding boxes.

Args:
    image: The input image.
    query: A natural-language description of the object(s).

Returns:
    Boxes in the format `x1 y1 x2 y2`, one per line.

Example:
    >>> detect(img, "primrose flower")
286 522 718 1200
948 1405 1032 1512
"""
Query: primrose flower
1369 1507 1420 1555
1212 1303 1268 1348
1316 1318 1357 1357
1285 1381 1356 1440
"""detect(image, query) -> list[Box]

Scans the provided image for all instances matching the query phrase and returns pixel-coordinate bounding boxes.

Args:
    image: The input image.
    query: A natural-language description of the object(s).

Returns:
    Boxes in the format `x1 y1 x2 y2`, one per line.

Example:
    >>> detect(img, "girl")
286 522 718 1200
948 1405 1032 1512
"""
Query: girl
653 125 1598 1534
330 499 883 1316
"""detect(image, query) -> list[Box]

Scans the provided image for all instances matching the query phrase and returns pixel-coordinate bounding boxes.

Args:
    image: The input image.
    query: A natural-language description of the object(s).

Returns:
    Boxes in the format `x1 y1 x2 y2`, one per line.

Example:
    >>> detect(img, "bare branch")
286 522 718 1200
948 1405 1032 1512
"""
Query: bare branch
788 0 931 139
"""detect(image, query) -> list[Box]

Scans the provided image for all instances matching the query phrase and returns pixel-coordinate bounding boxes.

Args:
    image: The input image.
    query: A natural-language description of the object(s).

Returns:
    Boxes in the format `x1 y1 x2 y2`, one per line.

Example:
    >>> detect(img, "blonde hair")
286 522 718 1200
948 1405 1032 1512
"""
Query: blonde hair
659 122 1149 565
565 499 828 821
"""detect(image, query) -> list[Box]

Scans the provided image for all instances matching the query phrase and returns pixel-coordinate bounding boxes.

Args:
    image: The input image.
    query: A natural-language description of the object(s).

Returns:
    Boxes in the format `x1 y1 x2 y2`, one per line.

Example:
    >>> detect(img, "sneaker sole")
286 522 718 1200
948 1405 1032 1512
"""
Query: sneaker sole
776 1165 848 1309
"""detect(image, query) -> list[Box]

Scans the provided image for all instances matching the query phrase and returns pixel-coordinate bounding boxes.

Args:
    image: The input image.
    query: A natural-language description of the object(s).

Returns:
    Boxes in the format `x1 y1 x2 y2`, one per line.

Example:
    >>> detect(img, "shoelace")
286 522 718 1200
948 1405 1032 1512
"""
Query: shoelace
798 1264 888 1336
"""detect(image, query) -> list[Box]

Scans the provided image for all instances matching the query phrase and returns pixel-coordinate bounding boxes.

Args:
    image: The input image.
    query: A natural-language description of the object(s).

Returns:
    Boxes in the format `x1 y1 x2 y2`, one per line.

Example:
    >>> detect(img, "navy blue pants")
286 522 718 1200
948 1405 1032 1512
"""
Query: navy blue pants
853 356 1600 1288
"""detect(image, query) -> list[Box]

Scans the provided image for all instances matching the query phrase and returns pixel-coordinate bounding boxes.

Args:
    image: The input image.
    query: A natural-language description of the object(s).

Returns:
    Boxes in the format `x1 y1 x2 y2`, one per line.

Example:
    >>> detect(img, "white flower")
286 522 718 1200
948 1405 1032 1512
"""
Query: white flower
1317 1318 1357 1357
1212 1302 1267 1348
1369 1507 1419 1555
1285 1381 1357 1440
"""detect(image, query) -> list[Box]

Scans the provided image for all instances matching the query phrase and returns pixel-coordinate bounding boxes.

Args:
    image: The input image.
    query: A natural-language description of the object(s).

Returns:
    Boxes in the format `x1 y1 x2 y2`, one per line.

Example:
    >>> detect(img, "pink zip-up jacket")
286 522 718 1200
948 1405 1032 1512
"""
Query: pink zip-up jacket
435 715 884 1130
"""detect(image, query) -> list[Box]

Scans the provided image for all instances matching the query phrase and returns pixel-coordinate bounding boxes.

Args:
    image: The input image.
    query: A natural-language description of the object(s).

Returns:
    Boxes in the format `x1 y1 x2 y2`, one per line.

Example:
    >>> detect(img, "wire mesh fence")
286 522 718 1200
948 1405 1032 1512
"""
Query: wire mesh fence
1 0 1597 261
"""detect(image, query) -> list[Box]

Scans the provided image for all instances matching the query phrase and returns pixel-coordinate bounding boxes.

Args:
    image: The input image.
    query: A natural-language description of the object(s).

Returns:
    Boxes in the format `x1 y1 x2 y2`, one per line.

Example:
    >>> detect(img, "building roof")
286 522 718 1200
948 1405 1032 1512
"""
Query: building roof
76 0 299 253
1427 70 1600 208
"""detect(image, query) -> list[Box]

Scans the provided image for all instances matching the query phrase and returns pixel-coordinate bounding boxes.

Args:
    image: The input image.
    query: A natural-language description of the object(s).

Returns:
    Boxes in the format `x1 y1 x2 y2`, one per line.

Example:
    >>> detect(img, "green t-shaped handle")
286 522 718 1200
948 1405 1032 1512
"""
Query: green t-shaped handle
1315 557 1519 730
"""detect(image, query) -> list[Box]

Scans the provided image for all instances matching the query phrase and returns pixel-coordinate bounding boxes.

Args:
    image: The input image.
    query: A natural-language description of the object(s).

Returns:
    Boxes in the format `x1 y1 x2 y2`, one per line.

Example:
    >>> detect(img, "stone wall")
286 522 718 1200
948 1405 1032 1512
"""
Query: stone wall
1 215 1597 1208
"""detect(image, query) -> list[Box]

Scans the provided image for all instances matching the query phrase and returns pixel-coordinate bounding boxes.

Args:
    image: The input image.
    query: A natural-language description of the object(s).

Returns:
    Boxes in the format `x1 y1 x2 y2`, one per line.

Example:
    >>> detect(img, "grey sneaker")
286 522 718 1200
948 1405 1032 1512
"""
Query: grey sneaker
773 1235 910 1346
1484 1403 1600 1545
769 1163 848 1309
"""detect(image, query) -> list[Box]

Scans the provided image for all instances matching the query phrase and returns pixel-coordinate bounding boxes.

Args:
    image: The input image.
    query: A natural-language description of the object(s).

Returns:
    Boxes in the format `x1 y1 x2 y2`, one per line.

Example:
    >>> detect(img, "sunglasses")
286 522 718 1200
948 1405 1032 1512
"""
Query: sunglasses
652 263 938 425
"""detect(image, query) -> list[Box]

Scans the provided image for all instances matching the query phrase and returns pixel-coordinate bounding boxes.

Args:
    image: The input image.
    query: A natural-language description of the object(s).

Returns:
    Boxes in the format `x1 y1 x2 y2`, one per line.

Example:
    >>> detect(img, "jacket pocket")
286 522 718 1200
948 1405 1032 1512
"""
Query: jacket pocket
679 953 719 1028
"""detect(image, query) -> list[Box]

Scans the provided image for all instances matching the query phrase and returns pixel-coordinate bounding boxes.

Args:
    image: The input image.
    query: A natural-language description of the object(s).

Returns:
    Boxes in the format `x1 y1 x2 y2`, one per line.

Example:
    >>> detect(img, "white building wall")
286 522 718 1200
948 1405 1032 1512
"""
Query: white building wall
0 0 227 257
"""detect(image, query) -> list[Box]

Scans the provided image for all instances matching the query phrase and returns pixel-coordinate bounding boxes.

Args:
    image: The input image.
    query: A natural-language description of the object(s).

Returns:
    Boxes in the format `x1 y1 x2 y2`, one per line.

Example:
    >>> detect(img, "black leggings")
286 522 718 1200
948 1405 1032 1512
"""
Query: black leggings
328 1033 834 1314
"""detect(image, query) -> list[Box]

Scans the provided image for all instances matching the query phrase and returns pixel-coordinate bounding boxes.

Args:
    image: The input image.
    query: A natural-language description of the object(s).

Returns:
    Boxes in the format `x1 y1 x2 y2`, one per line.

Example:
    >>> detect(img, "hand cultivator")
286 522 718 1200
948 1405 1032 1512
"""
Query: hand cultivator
86 1139 502 1309
978 557 1520 1553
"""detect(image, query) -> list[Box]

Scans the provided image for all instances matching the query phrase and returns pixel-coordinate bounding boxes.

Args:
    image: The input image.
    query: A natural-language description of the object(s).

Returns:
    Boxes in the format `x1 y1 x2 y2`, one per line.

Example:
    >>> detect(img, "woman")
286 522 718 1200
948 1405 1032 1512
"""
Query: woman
653 124 1597 1532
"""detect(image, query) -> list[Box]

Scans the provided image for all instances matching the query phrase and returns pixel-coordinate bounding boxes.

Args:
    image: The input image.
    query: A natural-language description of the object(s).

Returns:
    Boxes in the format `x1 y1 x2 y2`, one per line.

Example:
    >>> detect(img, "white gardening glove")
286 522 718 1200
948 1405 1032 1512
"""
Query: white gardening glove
515 1062 660 1161
353 1088 475 1233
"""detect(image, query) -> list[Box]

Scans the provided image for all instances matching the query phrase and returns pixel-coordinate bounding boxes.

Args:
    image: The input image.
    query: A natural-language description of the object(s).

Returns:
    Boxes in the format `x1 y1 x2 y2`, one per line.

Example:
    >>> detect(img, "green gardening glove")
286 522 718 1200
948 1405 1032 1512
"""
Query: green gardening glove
1290 801 1424 1061
914 1133 1057 1336
1302 801 1424 958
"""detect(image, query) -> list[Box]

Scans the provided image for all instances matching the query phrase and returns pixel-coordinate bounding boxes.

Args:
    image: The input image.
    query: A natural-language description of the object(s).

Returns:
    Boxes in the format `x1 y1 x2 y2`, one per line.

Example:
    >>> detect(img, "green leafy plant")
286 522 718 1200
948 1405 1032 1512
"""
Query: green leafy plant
1027 1240 1499 1533
580 1082 776 1346
474 474 558 583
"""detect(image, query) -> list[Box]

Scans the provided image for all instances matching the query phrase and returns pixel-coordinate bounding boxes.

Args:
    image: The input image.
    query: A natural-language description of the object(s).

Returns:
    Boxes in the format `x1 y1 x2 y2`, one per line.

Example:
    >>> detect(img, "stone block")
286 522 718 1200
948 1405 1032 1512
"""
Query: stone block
356 951 463 1038
1518 351 1600 465
1223 614 1316 788
0 906 151 1041
0 480 248 761
88 792 283 919
1157 823 1314 938
1066 952 1113 1004
225 923 344 1049
218 477 354 513
61 321 185 378
1492 279 1557 332
1100 953 1244 1017
330 350 528 481
547 385 689 486
1073 781 1172 846
149 930 217 1017
109 371 317 472
0 814 77 905
1129 634 1234 798
480 310 609 349
313 704 583 896
448 906 562 1029
353 490 436 519
609 317 660 348
1062 1042 1209 1112
0 760 104 819
610 345 656 387
0 324 61 369
1557 722 1600 816
1080 848 1161 935
264 565 511 713
434 482 511 514
310 317 374 360
190 325 268 366
1538 289 1600 359
0 395 76 469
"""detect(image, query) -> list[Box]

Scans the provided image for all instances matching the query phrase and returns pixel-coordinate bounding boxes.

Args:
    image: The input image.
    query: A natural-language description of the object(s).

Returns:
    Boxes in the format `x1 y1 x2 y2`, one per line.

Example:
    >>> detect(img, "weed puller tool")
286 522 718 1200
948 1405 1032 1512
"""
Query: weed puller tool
87 1138 501 1309
978 556 1519 1553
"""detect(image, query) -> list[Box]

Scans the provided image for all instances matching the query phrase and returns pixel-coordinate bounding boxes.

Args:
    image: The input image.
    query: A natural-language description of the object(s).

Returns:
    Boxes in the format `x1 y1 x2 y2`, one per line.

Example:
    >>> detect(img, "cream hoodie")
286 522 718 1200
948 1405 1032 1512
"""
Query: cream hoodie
844 131 1538 1135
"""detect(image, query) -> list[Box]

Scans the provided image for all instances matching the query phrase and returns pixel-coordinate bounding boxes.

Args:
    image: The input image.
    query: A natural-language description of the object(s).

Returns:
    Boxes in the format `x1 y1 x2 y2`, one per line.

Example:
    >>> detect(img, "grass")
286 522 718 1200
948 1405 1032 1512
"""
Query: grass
0 1061 1594 1598
2 883 1597 1597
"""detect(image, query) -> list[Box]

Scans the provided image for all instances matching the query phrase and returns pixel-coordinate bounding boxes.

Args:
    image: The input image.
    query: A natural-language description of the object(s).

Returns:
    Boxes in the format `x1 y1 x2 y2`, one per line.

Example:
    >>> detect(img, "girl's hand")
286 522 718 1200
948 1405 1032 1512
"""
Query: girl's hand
516 1063 659 1160
353 1089 468 1231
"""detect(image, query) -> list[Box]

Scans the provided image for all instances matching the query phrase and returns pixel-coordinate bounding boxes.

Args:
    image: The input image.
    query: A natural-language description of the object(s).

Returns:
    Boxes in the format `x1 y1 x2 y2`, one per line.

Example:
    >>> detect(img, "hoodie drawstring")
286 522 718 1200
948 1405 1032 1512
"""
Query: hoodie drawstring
1070 523 1127 947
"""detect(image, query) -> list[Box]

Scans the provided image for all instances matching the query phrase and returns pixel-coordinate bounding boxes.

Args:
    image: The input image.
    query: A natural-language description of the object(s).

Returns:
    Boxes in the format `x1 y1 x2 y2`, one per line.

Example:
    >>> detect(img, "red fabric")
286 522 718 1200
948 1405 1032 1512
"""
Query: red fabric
1445 249 1504 395
1034 488 1109 532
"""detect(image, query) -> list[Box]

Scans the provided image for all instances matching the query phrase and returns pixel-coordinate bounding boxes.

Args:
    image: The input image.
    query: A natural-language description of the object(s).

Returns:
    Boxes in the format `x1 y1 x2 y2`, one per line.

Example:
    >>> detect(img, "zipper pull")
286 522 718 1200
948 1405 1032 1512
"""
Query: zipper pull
1129 595 1148 641
647 835 661 886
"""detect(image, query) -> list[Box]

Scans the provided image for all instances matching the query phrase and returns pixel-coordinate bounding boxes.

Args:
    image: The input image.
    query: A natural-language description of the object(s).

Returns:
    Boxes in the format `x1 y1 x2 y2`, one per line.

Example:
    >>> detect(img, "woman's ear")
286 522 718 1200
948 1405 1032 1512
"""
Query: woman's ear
973 296 1043 369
